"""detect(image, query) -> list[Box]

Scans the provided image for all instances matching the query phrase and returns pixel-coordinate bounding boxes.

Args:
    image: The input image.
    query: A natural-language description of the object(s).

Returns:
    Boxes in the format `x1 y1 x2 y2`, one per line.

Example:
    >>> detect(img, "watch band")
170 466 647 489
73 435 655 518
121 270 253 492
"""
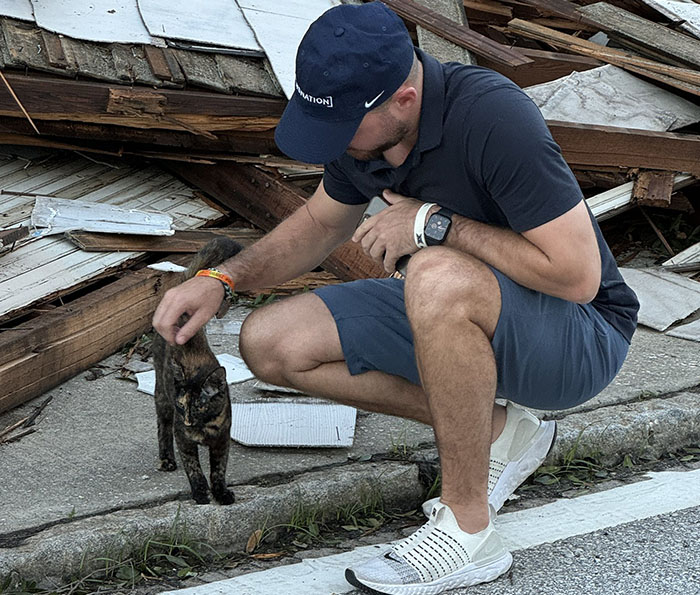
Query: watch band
414 202 436 248
436 207 454 219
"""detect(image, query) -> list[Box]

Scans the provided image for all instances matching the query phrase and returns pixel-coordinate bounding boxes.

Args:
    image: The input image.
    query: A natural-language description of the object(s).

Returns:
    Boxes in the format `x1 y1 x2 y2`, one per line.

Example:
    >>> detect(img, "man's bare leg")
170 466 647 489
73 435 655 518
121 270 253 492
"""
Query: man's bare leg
404 247 502 534
239 282 506 445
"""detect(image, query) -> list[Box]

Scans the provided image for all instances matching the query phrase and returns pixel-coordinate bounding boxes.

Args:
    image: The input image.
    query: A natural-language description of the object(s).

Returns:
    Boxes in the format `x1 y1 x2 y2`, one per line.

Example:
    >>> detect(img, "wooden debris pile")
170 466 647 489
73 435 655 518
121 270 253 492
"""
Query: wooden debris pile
0 0 699 413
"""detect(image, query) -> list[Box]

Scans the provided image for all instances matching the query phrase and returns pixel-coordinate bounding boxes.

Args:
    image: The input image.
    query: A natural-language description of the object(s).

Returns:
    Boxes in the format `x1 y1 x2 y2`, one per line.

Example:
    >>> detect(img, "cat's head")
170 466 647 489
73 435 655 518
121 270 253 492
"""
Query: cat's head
172 363 229 428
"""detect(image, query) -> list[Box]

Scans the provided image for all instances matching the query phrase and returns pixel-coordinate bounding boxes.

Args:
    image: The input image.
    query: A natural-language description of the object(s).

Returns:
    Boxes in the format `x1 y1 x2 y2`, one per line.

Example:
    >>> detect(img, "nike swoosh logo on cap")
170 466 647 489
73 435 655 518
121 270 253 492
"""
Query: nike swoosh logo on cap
364 90 385 109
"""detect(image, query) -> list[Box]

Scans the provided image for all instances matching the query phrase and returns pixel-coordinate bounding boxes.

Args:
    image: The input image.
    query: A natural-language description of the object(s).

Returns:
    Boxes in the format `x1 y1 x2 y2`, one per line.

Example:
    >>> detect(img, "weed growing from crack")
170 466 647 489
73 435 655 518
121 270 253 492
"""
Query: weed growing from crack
388 426 415 460
246 483 421 555
0 509 221 595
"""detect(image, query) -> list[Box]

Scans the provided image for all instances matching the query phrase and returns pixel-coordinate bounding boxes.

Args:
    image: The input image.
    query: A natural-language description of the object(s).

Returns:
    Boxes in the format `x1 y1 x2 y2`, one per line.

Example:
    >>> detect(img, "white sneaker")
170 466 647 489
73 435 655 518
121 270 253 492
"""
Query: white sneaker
422 402 556 517
345 502 512 595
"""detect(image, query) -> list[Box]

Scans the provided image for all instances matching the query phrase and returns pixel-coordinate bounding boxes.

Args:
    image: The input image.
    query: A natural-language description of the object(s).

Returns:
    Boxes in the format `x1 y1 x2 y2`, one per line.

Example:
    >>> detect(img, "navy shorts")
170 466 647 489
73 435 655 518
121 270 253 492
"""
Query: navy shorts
314 271 630 411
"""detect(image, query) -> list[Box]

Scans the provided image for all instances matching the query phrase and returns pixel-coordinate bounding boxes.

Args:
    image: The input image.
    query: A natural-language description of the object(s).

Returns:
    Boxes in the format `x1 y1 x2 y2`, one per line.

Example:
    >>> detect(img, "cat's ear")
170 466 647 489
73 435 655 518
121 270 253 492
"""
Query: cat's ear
201 366 227 398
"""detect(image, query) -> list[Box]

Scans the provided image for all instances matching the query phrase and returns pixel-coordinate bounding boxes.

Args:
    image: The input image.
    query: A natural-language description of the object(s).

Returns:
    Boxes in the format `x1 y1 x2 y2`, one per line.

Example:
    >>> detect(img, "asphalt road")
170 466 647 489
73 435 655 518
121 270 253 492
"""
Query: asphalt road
161 464 700 595
461 506 700 595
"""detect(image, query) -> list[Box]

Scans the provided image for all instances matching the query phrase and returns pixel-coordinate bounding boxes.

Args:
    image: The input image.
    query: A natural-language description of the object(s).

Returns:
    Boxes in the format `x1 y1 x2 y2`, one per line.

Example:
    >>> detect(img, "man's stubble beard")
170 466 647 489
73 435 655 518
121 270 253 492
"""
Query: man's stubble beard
346 115 410 162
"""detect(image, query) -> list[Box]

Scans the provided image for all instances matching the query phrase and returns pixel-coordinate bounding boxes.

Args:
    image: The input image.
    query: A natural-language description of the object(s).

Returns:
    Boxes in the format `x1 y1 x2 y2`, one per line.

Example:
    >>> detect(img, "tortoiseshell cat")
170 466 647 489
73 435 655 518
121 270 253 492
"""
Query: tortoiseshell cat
153 237 242 505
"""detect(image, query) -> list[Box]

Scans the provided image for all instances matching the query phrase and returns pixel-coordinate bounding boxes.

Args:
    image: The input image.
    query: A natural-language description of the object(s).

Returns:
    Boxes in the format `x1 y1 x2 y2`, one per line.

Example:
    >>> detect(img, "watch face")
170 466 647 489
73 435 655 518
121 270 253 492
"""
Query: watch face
425 214 451 243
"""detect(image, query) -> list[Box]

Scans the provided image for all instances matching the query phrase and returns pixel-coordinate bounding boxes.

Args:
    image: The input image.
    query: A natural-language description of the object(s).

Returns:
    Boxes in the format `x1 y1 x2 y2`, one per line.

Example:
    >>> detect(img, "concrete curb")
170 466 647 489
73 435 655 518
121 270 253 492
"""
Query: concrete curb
0 462 422 585
1 393 698 586
547 391 700 466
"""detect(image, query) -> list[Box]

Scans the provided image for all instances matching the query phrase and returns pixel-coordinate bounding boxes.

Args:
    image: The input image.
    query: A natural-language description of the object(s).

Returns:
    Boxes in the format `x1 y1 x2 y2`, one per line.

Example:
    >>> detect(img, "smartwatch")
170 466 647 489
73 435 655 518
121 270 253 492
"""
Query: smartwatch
424 207 454 246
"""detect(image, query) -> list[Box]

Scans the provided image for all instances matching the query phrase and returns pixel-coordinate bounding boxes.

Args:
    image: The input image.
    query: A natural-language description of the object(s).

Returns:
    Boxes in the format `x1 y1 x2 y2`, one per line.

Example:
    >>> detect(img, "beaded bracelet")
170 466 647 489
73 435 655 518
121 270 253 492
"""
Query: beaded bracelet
195 268 236 305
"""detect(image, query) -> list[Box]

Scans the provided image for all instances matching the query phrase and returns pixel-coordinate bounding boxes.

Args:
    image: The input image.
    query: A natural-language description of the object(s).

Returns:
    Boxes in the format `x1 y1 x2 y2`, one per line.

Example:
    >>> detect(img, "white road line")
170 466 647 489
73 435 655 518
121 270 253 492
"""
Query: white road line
165 468 700 595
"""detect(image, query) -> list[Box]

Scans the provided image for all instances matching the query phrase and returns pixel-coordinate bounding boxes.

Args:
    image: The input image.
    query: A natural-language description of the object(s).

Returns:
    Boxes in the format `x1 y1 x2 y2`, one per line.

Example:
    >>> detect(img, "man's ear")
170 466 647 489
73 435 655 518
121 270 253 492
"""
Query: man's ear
392 86 418 111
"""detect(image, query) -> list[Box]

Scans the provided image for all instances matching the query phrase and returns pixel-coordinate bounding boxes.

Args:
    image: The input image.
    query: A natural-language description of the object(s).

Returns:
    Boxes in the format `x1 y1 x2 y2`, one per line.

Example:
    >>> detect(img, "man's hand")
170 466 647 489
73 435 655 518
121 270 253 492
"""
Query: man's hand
352 189 428 273
152 277 225 345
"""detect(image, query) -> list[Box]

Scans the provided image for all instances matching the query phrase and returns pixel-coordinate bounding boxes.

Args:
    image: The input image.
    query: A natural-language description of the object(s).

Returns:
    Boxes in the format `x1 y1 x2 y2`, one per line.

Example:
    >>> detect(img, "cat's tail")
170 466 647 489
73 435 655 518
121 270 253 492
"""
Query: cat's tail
184 237 244 281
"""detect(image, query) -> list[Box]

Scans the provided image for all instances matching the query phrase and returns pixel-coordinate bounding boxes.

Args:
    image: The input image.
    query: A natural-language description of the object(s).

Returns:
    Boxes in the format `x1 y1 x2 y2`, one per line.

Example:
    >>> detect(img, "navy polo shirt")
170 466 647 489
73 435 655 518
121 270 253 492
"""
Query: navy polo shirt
322 49 638 343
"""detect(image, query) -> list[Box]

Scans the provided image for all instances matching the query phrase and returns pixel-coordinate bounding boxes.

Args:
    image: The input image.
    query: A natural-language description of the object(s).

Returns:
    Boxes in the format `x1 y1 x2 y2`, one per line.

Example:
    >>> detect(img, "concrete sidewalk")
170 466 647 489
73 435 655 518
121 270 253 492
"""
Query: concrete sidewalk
0 304 699 585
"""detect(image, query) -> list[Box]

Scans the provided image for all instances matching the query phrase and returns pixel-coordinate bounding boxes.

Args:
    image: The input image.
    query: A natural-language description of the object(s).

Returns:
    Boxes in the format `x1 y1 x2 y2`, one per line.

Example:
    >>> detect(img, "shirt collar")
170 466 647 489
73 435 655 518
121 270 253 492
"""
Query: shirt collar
414 48 444 154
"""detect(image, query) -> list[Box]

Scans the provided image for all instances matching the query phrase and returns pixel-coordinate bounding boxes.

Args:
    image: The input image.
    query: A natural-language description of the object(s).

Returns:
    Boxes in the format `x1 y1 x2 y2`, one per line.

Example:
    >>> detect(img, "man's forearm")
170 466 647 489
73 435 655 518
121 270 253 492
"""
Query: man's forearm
445 213 599 303
216 203 350 292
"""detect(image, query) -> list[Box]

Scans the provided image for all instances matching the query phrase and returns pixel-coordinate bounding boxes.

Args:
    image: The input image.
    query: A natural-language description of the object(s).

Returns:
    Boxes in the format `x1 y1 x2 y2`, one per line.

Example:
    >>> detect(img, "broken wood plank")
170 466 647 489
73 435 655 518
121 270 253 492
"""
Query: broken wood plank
243 270 342 297
377 0 533 67
586 173 694 221
478 48 602 87
0 73 285 132
508 18 700 94
110 45 164 88
66 228 264 252
39 30 74 72
143 45 176 82
547 122 700 176
509 0 600 28
0 226 29 248
633 171 676 207
166 162 388 282
0 117 280 157
0 261 184 414
579 2 700 69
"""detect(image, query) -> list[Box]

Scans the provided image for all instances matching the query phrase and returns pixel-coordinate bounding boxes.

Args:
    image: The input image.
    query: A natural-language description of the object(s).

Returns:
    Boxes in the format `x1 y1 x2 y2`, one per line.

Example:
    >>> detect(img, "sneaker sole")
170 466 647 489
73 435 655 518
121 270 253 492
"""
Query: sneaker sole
489 419 557 511
421 420 557 517
345 551 513 595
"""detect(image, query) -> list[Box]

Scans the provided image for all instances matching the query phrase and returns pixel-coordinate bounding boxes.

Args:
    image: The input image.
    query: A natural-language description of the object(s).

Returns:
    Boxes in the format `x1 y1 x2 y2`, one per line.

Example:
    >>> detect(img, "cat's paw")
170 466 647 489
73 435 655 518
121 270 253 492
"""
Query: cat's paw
214 489 235 505
193 492 210 505
158 458 177 472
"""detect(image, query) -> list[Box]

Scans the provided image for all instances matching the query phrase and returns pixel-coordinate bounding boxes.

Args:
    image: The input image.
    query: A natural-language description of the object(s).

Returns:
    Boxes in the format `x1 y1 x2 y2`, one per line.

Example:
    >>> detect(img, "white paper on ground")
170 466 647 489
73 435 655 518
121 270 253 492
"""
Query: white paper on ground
31 0 160 45
162 468 700 595
138 0 260 50
230 401 356 447
237 0 340 98
135 353 254 395
525 65 700 131
619 267 700 331
147 262 187 273
0 0 34 21
31 196 174 237
216 353 255 384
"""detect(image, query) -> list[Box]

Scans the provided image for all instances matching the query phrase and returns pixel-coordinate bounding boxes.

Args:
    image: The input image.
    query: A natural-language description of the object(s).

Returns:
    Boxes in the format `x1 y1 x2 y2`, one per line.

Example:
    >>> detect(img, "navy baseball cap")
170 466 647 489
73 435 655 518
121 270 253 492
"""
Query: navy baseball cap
274 1 415 164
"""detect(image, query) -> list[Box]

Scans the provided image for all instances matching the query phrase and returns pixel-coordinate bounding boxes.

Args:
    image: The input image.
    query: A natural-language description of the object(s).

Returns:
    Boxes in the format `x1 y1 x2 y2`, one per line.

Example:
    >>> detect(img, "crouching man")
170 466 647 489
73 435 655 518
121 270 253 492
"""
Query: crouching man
153 3 638 593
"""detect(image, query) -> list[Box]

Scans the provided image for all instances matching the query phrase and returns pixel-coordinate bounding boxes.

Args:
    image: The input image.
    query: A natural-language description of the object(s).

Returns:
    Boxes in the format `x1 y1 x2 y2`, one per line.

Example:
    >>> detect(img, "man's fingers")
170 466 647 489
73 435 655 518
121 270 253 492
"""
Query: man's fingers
153 278 224 345
352 217 373 243
384 252 398 274
368 237 386 262
152 290 181 344
175 306 215 345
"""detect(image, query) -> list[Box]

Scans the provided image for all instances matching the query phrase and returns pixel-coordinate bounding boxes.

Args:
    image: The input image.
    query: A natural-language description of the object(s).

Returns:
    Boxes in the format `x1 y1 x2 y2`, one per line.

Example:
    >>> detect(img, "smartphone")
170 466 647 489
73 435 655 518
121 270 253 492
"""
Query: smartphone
360 195 409 277
359 195 390 225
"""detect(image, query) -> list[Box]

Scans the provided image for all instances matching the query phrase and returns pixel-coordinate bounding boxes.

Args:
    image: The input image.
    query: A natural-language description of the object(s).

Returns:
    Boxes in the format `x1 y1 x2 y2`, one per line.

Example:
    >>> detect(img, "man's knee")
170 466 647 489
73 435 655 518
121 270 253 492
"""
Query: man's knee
404 248 501 337
239 304 289 384
239 293 343 385
406 249 497 310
